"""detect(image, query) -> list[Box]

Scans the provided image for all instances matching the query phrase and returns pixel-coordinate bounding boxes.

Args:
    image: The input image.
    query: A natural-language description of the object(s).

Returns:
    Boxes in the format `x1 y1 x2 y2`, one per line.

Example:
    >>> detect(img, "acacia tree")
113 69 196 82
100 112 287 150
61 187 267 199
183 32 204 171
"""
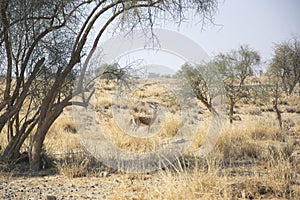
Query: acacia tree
178 63 212 111
269 37 300 95
267 37 300 128
0 0 218 171
214 45 260 123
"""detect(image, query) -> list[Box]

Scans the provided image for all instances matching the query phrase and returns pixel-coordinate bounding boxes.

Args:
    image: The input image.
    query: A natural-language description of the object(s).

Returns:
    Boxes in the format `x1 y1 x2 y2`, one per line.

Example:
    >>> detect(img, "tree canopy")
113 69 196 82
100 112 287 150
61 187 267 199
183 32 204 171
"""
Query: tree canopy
179 45 260 123
0 0 218 170
268 37 300 95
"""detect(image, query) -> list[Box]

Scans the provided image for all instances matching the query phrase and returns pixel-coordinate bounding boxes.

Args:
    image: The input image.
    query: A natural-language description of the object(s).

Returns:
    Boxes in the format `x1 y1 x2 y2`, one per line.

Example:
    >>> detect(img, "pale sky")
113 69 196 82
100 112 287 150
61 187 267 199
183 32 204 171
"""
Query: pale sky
180 0 300 62
98 0 300 74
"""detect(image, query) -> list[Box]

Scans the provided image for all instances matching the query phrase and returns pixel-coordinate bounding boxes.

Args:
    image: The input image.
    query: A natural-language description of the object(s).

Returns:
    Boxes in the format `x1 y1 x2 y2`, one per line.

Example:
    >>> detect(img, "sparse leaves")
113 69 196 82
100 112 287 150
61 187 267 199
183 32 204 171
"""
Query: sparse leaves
214 45 260 123
179 45 260 123
0 0 218 170
178 63 212 111
269 37 300 95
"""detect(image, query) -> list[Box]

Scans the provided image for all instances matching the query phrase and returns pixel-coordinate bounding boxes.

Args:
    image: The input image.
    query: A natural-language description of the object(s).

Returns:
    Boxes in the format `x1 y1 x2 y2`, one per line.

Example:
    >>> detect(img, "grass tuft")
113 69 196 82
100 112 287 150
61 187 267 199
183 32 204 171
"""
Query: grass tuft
56 155 90 178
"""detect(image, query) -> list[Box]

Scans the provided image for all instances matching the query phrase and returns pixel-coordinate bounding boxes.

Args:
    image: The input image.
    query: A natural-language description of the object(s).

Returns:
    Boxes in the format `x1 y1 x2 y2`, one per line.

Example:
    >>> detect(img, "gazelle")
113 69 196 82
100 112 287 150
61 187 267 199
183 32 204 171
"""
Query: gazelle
129 103 159 133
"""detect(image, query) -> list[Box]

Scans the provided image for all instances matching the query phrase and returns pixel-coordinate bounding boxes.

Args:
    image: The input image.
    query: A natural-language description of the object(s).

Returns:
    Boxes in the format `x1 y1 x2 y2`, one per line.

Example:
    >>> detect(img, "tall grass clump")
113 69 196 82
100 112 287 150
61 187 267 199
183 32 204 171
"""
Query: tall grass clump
56 154 91 178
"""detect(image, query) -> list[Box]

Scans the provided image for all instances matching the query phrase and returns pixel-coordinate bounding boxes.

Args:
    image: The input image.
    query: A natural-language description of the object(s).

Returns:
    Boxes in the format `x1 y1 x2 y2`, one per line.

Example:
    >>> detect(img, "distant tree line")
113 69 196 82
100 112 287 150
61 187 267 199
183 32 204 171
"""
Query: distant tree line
179 38 300 125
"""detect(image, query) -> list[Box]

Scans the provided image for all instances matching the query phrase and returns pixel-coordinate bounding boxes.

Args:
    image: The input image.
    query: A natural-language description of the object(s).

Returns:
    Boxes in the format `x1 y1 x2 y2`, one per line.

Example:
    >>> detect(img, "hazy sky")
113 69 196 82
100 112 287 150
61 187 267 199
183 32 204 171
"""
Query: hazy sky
99 0 300 74
181 0 300 62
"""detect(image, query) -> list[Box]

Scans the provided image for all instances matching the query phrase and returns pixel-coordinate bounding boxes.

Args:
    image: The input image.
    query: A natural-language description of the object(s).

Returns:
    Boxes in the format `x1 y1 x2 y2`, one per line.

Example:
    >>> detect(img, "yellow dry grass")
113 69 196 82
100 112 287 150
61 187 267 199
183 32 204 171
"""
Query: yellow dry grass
44 113 81 154
98 112 181 153
1 78 300 199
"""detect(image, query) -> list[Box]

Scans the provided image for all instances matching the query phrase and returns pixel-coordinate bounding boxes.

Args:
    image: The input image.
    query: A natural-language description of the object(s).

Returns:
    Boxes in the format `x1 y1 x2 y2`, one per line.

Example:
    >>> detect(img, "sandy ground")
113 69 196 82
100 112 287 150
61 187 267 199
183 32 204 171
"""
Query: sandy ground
0 170 156 200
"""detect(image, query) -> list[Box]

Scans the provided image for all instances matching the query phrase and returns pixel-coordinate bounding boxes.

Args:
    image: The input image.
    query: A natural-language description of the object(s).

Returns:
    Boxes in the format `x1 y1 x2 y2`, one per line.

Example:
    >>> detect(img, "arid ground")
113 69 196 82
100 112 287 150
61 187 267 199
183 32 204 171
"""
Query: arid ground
1 78 300 199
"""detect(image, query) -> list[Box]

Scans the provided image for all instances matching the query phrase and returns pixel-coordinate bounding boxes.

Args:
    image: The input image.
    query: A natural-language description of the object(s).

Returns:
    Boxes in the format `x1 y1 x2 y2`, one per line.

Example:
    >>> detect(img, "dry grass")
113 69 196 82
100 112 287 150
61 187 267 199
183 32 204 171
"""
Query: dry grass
44 113 81 154
1 78 300 199
99 112 181 153
62 105 299 198
56 156 90 178
110 148 298 199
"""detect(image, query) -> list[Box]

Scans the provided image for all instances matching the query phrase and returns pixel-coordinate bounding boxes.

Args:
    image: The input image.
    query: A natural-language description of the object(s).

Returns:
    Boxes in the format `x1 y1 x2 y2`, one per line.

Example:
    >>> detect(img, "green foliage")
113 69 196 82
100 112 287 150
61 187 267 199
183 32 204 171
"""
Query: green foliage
177 63 212 110
214 45 260 102
0 0 219 170
178 45 260 120
213 45 260 123
97 63 127 81
268 37 300 95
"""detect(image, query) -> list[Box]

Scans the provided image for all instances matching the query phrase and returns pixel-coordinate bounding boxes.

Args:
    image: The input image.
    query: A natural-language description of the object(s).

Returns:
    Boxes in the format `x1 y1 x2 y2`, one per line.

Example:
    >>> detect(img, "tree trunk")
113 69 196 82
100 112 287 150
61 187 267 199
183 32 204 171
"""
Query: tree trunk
273 84 282 129
29 118 52 170
229 97 234 124
29 130 45 171
275 106 282 128
2 116 38 162
2 141 21 161
29 118 52 171
273 98 282 129
3 137 22 161
29 106 64 171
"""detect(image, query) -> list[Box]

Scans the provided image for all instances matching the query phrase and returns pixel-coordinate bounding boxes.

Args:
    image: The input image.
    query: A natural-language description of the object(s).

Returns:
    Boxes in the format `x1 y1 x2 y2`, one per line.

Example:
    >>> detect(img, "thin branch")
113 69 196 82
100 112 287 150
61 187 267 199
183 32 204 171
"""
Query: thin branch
0 1 13 110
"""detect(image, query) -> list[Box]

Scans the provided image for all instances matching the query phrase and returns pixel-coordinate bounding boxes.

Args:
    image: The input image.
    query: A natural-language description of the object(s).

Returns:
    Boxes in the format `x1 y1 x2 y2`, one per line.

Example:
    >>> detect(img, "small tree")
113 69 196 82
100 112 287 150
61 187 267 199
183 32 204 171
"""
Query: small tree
214 45 260 123
177 63 212 111
266 37 300 128
269 37 300 95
